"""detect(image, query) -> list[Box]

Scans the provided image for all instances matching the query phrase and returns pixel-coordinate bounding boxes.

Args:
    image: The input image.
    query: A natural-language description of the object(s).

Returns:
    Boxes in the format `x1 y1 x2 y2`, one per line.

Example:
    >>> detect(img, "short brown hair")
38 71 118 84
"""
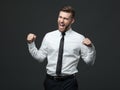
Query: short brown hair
59 5 75 18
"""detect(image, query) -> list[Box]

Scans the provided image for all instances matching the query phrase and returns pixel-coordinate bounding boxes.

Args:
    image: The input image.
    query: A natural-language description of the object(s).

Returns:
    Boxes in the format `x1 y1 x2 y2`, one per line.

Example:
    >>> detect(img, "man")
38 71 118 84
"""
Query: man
27 6 96 90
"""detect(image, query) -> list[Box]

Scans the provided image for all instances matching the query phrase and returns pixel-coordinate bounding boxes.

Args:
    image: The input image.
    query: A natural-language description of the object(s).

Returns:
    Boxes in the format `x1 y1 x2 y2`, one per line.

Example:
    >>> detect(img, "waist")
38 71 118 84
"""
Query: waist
46 74 75 81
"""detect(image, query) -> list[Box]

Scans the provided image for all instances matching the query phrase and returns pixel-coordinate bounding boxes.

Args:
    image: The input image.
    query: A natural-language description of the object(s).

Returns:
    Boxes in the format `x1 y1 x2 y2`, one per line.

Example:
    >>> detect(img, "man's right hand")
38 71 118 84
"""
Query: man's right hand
27 33 36 43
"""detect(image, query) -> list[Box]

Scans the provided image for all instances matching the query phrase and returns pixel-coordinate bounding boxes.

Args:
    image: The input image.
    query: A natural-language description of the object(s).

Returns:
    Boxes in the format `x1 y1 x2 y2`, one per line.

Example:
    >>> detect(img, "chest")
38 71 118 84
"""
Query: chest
47 36 81 54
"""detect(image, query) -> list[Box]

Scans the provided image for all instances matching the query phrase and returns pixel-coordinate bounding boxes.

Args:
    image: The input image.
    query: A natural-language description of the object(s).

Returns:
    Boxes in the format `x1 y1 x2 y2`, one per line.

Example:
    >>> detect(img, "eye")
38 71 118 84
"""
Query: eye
63 17 69 20
65 18 69 20
59 16 62 19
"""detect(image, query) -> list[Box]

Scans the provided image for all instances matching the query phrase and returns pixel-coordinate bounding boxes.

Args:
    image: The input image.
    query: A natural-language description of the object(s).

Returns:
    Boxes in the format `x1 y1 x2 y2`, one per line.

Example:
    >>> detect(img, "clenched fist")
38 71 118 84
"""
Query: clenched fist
82 38 92 47
27 33 36 43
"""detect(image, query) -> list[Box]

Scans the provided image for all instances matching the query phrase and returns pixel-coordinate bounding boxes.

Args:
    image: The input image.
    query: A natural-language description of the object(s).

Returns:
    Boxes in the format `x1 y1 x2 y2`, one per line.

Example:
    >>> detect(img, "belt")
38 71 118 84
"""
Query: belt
46 74 75 81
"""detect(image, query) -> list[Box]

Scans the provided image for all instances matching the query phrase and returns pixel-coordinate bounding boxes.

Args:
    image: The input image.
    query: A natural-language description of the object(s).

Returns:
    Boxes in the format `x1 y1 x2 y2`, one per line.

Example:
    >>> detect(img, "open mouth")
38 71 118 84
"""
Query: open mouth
59 23 65 28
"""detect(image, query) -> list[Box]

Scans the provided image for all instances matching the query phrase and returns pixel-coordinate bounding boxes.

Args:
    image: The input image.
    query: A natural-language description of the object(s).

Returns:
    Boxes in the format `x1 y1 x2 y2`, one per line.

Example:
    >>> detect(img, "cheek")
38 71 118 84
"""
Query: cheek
65 19 72 24
65 21 71 26
57 19 59 23
57 18 60 22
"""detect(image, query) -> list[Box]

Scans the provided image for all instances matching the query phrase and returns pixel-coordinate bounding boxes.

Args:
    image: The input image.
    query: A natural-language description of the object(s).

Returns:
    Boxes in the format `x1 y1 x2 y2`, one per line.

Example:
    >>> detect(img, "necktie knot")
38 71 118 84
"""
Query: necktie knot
62 32 65 36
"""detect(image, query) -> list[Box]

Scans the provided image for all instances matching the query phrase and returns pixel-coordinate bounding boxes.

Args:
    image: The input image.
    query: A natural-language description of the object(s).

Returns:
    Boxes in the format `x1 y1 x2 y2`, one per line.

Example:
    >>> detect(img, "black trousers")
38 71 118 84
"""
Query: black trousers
44 74 78 90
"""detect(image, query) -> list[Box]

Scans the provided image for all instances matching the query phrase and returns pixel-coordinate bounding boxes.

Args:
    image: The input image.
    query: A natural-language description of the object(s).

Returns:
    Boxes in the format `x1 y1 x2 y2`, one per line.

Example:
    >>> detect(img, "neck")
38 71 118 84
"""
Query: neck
59 27 71 33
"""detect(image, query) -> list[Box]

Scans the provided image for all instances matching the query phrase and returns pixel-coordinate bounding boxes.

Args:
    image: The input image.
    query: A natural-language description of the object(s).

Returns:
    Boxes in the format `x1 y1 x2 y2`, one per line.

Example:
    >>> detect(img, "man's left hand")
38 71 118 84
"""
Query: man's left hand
82 38 92 47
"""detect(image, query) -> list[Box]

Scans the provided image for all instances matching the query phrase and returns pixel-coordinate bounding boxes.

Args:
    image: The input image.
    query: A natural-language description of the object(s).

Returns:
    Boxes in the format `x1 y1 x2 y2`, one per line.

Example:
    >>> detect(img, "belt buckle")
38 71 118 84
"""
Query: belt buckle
54 76 61 80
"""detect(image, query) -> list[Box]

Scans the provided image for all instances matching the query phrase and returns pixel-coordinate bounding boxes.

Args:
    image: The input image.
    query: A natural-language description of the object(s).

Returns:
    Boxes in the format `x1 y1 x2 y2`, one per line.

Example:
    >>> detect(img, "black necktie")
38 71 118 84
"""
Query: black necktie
56 32 65 76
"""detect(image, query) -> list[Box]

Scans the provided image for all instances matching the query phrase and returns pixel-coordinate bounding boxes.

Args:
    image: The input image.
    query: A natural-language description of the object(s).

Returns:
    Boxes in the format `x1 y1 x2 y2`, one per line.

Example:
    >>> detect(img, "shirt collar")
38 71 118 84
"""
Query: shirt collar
57 28 72 36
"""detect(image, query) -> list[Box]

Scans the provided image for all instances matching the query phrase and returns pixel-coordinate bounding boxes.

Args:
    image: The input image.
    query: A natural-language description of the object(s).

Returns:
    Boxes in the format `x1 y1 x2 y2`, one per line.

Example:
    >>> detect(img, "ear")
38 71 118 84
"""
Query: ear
71 18 75 24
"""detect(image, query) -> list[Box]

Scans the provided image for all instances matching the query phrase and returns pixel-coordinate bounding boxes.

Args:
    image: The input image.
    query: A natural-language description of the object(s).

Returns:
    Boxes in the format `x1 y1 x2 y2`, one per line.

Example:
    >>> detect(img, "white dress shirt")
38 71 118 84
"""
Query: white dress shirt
28 29 96 76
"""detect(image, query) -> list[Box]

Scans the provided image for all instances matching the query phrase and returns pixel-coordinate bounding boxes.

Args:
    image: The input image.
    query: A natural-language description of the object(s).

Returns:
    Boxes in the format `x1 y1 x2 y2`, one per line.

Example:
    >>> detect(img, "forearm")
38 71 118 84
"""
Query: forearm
28 42 46 62
81 44 96 65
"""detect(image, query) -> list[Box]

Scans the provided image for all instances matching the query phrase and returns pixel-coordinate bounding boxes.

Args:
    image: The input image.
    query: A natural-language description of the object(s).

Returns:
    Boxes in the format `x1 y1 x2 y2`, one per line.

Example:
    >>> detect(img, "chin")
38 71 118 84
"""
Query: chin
59 28 65 32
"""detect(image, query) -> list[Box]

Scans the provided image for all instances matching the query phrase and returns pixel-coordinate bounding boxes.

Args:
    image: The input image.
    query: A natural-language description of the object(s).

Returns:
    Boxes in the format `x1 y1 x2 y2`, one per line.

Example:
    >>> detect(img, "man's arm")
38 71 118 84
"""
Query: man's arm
81 38 96 65
27 33 47 62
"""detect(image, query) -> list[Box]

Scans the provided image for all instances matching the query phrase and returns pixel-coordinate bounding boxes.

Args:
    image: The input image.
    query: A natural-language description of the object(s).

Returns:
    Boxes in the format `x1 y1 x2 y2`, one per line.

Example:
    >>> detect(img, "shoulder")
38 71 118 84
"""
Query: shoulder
44 30 58 38
71 30 85 40
46 30 58 35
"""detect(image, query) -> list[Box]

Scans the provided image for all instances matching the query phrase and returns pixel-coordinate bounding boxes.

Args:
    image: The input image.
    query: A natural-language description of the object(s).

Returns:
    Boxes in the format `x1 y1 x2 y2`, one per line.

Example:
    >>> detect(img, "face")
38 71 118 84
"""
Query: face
57 11 74 32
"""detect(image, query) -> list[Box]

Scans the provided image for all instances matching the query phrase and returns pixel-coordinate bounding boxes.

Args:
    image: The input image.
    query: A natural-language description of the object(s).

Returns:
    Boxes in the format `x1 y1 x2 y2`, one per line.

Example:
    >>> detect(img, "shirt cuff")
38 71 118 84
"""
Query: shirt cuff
87 43 95 53
28 42 35 49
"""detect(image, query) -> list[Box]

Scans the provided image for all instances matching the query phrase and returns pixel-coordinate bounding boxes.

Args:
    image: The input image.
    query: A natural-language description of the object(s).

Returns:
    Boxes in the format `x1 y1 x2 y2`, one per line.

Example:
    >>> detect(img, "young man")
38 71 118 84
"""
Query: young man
27 6 96 90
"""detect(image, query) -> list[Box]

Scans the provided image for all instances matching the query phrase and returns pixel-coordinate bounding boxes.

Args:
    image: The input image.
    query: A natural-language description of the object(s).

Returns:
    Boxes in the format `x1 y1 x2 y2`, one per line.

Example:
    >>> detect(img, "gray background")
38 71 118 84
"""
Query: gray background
1 0 119 90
